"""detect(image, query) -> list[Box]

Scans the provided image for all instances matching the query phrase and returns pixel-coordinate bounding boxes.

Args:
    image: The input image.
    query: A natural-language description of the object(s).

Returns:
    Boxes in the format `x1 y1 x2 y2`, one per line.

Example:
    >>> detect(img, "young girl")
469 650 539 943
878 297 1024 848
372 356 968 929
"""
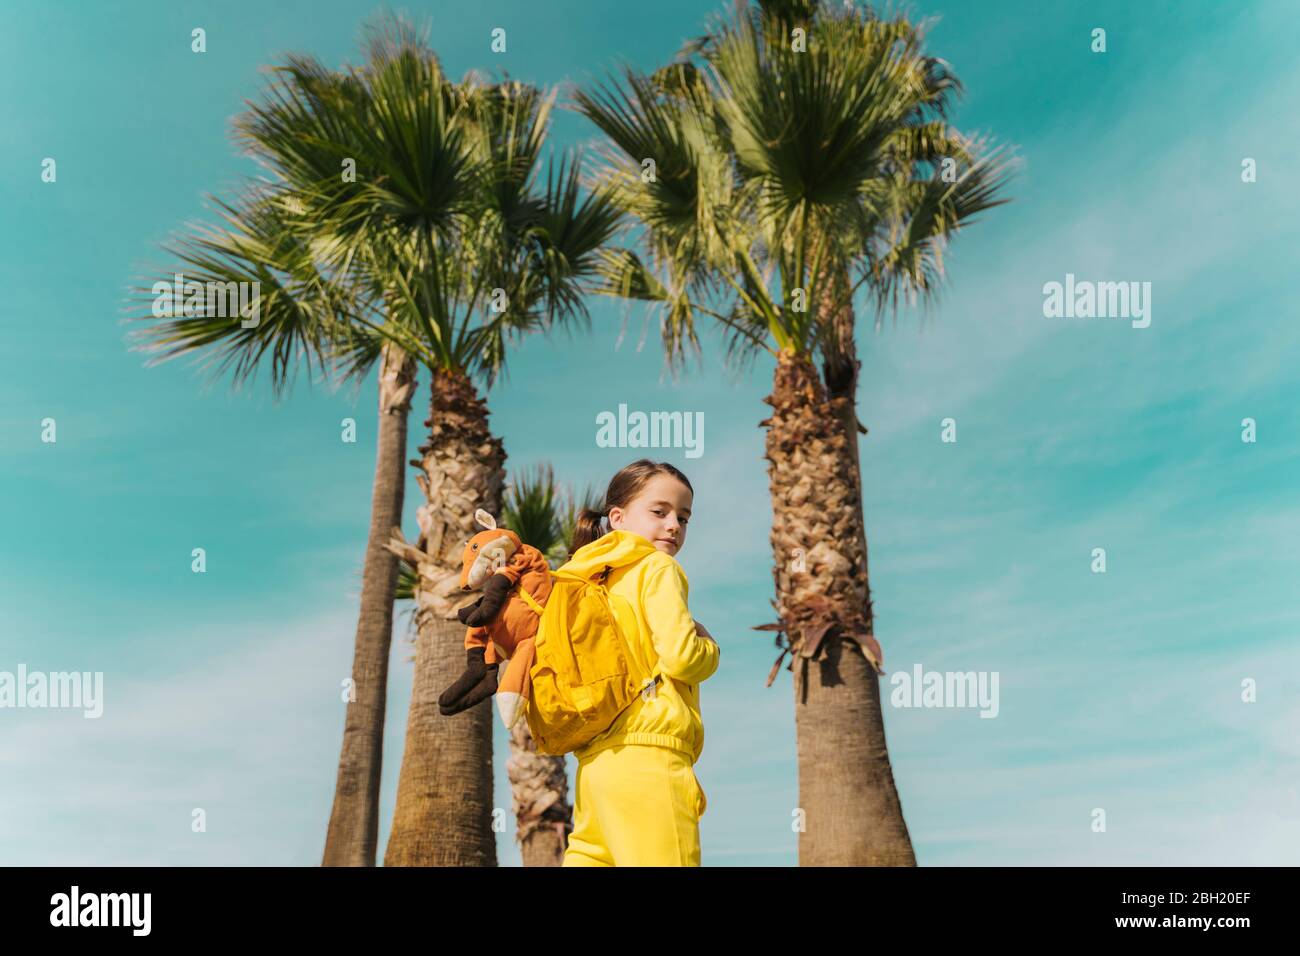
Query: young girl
560 458 721 867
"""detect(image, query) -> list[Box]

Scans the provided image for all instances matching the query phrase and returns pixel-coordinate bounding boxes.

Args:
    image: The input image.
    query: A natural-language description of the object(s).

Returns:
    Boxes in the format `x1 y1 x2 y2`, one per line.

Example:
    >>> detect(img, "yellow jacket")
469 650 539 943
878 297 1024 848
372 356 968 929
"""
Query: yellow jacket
563 530 721 765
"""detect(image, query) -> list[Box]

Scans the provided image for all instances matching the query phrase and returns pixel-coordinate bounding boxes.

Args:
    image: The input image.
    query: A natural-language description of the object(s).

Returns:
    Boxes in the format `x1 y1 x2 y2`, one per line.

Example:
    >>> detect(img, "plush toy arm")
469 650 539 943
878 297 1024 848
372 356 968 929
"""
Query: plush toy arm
458 573 513 628
495 559 525 586
457 594 486 626
496 543 553 587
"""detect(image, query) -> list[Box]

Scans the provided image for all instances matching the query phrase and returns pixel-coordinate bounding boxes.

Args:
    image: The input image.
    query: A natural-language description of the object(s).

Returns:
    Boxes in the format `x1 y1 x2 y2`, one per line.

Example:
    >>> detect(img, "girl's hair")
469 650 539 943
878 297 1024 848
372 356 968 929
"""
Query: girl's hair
569 459 694 560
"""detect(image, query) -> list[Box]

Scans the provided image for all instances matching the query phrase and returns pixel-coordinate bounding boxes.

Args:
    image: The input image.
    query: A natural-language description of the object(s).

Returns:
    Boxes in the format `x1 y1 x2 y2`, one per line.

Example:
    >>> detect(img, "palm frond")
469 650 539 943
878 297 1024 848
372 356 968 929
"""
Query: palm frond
576 0 1014 371
124 190 370 396
555 481 604 564
394 563 419 602
502 462 563 556
860 137 1019 324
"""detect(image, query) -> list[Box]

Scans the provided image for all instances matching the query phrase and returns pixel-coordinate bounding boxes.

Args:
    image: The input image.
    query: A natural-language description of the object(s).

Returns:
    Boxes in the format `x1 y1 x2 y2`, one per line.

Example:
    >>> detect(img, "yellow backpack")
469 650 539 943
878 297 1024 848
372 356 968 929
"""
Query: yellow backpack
523 564 660 756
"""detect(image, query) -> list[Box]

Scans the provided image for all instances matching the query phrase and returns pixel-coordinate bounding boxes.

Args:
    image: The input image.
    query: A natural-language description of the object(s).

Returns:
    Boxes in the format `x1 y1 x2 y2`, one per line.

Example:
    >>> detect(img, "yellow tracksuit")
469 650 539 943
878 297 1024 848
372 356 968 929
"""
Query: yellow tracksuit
559 530 721 867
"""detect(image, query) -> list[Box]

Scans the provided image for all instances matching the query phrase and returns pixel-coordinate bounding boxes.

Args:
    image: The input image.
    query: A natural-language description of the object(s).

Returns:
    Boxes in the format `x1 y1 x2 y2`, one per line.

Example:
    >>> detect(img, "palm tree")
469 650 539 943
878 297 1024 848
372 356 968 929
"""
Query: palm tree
387 458 600 865
391 463 599 866
574 0 1013 864
496 463 601 866
232 14 619 865
124 137 417 868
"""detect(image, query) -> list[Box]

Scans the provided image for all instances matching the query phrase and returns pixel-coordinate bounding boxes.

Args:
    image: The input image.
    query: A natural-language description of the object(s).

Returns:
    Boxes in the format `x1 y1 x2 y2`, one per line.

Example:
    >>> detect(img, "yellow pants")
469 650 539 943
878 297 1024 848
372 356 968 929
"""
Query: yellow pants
562 744 707 867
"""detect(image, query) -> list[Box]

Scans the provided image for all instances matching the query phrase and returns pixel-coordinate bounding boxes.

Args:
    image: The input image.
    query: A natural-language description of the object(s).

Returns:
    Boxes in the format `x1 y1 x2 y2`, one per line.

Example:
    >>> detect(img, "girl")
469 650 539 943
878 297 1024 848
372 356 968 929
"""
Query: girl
560 458 721 867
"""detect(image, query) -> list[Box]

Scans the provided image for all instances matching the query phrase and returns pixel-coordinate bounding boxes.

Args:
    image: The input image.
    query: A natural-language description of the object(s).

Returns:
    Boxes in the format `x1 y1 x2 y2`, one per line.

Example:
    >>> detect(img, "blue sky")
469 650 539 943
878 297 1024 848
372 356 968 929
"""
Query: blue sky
2 0 1298 866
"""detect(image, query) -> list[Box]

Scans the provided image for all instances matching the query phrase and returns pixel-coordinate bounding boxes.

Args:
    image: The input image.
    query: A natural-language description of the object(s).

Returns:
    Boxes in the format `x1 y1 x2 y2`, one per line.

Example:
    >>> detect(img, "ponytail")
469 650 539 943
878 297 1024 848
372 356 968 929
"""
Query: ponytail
569 506 609 560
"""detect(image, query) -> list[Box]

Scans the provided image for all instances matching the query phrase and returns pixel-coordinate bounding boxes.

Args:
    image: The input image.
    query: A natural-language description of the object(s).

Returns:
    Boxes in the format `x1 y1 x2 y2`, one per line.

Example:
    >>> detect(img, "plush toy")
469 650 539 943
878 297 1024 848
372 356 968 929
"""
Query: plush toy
438 508 553 729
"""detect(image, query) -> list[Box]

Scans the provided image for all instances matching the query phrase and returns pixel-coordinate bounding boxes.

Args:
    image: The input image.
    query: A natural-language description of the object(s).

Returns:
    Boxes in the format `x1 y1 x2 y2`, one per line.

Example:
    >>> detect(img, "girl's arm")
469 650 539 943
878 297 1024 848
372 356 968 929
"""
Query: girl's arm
642 563 721 684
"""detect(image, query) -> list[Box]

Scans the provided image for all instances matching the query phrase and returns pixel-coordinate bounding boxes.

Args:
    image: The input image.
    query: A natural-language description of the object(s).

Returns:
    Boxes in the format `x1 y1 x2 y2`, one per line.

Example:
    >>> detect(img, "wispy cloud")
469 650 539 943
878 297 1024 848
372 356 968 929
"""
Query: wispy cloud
0 608 365 865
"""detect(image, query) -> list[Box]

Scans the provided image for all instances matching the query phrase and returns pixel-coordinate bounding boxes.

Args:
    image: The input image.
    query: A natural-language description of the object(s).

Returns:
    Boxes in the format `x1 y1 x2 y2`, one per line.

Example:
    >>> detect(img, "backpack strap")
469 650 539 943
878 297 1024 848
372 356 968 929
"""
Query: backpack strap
513 569 560 616
516 583 544 616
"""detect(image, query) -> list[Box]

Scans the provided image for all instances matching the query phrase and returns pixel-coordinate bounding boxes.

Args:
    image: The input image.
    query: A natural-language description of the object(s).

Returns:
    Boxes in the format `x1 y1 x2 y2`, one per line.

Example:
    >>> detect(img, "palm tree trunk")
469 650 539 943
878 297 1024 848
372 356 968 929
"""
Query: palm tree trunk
761 348 916 866
507 720 572 866
819 266 870 572
322 343 416 867
384 367 505 866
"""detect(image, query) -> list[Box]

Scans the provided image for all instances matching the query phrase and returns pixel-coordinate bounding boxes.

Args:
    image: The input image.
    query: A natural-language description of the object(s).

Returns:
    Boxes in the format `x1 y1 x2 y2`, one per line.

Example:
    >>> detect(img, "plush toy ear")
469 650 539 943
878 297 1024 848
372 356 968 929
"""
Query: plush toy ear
474 509 497 531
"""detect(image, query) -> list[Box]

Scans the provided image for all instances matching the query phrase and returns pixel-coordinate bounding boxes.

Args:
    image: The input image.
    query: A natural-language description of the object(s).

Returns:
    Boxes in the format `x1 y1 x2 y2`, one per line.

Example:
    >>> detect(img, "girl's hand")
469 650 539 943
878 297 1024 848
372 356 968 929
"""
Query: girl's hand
693 619 716 644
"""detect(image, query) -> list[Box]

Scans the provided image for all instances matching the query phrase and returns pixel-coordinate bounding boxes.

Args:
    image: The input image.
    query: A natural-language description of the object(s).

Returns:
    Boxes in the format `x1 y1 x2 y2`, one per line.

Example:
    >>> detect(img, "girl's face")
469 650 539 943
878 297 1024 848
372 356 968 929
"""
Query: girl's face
608 473 693 558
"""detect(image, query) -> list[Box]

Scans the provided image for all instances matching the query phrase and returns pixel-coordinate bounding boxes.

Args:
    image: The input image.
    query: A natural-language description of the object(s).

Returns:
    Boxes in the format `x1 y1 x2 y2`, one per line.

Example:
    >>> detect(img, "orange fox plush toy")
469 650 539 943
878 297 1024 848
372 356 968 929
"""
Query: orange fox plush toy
438 508 553 729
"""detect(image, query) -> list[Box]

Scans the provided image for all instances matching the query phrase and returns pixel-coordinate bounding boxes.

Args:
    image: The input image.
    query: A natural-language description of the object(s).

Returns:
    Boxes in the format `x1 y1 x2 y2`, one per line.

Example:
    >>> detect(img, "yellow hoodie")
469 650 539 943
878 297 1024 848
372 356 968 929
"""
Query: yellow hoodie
561 529 721 765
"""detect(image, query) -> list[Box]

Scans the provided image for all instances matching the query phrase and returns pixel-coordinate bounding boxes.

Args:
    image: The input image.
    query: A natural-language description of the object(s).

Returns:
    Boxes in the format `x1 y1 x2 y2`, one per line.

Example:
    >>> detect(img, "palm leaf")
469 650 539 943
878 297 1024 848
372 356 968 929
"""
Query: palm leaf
125 190 370 395
576 0 1014 368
